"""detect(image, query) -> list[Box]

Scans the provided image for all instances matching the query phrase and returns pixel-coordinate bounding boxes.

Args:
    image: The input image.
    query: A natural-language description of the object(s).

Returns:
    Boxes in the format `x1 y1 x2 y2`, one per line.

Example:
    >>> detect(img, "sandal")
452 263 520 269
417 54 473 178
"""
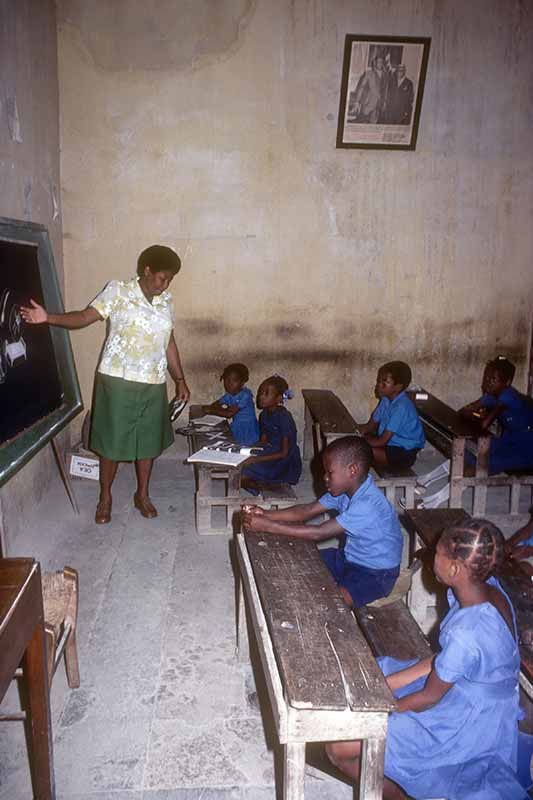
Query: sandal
134 493 158 519
95 498 112 524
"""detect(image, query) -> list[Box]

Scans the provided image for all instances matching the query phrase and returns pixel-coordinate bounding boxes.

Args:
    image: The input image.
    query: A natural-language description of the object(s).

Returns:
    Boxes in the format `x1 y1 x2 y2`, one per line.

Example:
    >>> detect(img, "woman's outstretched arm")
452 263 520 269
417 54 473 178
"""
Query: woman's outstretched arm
20 299 102 329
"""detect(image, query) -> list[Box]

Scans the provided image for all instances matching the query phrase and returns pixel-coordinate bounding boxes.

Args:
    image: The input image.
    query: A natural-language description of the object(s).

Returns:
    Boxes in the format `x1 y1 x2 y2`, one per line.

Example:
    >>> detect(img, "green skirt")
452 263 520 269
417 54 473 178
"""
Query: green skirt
90 373 173 461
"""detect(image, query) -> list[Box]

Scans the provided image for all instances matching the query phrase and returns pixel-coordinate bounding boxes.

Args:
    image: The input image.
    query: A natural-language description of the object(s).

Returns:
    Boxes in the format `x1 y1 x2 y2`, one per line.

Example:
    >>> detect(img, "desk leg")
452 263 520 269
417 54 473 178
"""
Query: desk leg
450 438 465 509
283 742 305 800
22 621 55 800
303 404 313 461
473 435 490 516
359 736 386 800
236 571 249 664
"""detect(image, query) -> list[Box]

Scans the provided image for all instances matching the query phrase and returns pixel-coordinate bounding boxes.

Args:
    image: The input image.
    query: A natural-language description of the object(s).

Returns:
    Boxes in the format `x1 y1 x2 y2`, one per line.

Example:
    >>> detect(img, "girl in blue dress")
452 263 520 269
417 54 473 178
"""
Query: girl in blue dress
203 362 259 446
326 518 527 800
241 375 302 490
460 356 533 474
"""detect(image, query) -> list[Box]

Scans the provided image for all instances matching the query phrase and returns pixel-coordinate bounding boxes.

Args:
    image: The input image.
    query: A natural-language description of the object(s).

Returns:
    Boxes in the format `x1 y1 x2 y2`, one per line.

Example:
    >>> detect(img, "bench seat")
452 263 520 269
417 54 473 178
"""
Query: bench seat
356 599 433 662
371 465 418 509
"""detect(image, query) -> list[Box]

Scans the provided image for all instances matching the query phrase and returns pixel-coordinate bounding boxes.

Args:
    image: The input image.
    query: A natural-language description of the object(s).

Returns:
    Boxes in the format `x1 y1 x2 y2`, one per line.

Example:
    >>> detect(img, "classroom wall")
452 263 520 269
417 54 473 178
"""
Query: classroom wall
0 0 64 554
57 0 533 436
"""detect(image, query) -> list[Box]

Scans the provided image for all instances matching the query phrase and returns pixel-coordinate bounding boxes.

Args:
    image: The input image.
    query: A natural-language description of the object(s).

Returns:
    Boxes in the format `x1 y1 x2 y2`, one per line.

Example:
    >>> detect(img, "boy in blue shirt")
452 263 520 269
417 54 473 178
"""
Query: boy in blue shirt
243 436 402 608
359 360 425 469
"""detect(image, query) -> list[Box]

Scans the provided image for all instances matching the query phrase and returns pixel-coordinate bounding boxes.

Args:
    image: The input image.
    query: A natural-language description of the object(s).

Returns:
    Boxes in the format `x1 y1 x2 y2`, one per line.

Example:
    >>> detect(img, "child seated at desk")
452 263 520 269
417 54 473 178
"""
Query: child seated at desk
241 375 302 490
202 362 259 446
358 361 425 469
243 436 402 608
506 506 533 576
325 517 526 800
460 355 533 474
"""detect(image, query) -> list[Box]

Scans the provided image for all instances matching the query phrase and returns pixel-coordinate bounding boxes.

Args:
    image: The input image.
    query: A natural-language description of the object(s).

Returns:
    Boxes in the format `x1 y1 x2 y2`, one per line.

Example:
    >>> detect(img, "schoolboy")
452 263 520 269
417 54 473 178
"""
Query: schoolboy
243 436 402 608
358 360 425 468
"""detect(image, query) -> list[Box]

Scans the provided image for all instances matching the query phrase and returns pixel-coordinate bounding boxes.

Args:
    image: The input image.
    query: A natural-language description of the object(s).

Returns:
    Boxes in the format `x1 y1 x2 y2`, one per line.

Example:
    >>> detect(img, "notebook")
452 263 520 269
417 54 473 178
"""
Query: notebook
186 445 261 467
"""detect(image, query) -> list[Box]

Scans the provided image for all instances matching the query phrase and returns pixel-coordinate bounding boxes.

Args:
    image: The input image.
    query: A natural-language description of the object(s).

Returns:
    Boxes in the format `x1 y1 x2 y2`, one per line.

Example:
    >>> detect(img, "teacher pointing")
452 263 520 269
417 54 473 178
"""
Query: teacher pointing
20 245 190 525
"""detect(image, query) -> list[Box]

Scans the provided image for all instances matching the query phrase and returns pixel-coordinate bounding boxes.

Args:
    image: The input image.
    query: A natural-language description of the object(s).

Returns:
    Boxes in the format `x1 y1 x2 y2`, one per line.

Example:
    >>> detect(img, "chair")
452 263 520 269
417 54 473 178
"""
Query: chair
0 565 80 722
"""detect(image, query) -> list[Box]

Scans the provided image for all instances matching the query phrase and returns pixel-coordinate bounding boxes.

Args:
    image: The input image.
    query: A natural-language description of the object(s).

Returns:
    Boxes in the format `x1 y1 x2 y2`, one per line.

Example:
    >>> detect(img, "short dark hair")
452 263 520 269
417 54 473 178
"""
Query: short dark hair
262 375 289 397
439 517 505 582
486 356 515 384
324 436 373 475
221 363 249 383
137 245 181 277
378 361 412 389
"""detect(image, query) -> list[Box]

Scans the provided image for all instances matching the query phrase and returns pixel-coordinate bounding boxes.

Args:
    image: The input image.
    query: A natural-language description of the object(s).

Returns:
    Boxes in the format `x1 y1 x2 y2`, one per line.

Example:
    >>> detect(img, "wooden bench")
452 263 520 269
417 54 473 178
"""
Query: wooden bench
235 531 396 800
403 507 533 699
356 598 433 662
301 389 358 459
371 464 417 510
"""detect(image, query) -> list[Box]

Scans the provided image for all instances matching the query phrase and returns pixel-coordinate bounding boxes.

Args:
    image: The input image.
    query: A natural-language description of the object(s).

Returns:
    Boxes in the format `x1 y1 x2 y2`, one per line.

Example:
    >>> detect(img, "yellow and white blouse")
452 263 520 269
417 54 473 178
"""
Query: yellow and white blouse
90 277 175 385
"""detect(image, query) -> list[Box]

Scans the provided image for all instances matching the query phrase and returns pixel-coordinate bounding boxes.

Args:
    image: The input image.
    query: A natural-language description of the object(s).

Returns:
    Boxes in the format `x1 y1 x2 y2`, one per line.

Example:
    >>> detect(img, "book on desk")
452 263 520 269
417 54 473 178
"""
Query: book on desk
187 444 263 467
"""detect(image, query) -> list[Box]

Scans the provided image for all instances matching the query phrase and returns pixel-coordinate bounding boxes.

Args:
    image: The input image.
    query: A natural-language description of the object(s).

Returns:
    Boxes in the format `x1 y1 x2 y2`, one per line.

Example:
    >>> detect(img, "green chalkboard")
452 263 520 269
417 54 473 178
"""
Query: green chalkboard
0 217 83 486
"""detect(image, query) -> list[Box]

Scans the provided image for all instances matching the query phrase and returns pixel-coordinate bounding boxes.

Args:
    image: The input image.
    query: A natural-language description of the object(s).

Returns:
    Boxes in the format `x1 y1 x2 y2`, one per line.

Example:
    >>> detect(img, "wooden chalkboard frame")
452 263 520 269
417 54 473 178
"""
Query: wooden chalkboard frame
0 217 83 486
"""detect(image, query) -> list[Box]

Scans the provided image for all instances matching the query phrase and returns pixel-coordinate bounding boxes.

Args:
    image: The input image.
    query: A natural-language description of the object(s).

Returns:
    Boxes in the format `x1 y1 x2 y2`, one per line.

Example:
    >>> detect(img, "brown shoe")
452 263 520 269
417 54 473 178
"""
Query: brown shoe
95 498 112 524
134 493 158 519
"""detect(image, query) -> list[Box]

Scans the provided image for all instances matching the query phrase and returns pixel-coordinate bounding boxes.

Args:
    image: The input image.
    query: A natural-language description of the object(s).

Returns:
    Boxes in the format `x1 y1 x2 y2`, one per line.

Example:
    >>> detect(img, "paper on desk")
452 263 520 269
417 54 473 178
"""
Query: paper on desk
192 414 225 426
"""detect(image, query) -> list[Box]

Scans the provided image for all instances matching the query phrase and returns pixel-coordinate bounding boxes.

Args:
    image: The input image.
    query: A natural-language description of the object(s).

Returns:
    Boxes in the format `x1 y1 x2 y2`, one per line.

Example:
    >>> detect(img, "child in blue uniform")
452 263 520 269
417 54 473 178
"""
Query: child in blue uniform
359 361 425 468
241 374 301 489
243 436 402 608
460 356 533 474
202 362 259 446
326 517 526 800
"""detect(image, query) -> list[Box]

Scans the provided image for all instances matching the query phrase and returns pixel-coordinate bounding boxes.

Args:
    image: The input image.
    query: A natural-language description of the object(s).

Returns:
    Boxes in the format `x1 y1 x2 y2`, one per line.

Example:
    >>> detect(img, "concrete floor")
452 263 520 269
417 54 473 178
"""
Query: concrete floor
0 436 530 799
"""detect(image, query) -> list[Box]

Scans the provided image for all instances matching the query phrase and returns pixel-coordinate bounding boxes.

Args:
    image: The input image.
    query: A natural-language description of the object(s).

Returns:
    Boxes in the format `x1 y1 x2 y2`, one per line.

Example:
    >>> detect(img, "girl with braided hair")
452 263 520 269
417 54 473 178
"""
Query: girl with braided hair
326 518 527 799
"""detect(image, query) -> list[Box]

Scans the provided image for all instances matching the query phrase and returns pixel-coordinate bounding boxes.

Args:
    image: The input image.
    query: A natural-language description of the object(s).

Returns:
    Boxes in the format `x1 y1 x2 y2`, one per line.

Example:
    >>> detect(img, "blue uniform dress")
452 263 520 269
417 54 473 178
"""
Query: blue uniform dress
318 475 403 607
481 387 533 473
242 406 302 484
218 387 259 446
381 578 526 800
372 391 425 466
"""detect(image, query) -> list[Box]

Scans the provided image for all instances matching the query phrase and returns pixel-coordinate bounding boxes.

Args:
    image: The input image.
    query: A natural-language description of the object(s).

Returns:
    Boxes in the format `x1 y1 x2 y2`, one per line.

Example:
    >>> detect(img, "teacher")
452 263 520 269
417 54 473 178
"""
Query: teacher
20 245 190 525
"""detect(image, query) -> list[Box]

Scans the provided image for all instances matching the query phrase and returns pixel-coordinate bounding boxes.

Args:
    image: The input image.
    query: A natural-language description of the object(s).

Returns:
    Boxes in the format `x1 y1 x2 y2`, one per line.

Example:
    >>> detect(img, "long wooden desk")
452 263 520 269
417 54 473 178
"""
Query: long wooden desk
301 389 358 459
0 558 55 798
235 531 395 800
408 390 491 513
403 508 533 698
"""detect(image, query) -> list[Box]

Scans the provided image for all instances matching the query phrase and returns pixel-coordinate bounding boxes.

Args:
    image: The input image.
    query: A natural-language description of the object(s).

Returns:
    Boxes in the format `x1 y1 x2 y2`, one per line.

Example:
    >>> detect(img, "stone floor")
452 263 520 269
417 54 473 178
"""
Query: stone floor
0 435 531 799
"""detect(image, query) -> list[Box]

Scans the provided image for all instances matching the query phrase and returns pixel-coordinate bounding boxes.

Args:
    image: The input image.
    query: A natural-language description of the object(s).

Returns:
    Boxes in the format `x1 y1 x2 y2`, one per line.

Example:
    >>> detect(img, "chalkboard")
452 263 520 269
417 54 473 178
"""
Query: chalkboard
0 217 83 486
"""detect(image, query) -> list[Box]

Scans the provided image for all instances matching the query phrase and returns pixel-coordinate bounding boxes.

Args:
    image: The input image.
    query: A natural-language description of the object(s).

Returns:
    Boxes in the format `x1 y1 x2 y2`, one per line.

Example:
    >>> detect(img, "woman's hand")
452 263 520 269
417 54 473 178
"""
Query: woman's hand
175 379 190 403
19 299 48 325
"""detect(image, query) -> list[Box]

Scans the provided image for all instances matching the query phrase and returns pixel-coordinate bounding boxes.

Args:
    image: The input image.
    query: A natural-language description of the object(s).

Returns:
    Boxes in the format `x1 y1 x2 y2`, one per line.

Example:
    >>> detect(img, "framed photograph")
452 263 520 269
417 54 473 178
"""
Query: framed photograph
336 34 431 150
0 217 82 486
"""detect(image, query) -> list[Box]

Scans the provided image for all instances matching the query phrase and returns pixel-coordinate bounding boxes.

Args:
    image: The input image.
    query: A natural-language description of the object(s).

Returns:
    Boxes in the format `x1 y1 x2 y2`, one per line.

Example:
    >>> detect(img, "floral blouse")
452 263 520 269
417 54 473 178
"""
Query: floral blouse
91 277 175 384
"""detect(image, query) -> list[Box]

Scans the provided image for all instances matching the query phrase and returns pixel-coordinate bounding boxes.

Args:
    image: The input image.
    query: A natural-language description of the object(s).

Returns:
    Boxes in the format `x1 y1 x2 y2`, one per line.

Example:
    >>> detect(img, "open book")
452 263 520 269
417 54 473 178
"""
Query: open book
187 445 262 467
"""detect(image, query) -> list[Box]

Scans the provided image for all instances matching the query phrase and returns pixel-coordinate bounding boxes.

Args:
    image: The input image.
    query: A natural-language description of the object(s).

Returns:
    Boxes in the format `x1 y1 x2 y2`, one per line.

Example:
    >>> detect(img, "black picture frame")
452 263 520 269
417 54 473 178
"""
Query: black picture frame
336 34 431 150
0 217 82 486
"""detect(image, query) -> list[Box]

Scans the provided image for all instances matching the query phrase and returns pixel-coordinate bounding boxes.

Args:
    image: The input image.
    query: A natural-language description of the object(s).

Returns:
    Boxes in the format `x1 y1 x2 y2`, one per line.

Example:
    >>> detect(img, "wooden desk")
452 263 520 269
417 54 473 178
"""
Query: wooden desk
403 508 533 698
301 389 358 459
0 558 55 799
187 406 241 535
235 531 395 800
408 390 491 513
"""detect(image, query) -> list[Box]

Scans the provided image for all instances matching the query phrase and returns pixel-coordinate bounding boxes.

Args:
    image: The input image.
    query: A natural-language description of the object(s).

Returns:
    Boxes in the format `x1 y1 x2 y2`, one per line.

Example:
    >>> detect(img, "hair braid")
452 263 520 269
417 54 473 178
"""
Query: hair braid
440 518 504 582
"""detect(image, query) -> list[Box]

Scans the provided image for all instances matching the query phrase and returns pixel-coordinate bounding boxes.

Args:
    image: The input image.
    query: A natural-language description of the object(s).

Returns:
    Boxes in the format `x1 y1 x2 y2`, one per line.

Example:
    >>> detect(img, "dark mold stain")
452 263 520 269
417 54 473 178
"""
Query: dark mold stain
181 318 225 337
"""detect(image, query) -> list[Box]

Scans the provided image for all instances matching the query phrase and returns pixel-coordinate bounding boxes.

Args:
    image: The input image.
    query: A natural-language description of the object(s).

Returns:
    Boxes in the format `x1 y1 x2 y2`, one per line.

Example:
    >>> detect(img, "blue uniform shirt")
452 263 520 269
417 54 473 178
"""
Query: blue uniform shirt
218 387 259 446
372 391 425 450
319 474 403 570
481 386 533 433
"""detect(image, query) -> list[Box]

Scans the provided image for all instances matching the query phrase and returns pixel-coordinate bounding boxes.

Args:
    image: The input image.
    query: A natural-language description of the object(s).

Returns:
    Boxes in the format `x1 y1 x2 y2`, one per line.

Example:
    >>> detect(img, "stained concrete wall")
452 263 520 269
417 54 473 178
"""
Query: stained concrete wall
0 0 64 554
57 0 533 437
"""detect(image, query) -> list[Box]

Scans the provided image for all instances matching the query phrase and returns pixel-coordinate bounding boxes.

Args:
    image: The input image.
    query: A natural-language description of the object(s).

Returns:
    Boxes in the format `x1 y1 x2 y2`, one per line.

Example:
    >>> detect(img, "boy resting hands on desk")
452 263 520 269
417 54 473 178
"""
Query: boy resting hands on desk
243 436 402 608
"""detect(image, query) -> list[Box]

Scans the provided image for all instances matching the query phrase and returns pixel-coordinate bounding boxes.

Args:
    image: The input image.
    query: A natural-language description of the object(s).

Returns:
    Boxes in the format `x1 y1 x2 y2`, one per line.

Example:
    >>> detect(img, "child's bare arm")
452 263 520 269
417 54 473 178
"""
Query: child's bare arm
245 435 289 465
246 500 326 524
478 403 504 430
202 401 239 418
510 544 533 561
244 510 343 543
365 428 393 447
396 668 453 713
458 397 484 417
385 656 434 692
358 418 378 435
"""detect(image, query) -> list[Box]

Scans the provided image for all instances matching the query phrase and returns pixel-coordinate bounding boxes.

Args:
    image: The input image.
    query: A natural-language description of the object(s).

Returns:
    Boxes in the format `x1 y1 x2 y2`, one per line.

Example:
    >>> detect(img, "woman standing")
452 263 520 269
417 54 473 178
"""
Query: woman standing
21 245 190 524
